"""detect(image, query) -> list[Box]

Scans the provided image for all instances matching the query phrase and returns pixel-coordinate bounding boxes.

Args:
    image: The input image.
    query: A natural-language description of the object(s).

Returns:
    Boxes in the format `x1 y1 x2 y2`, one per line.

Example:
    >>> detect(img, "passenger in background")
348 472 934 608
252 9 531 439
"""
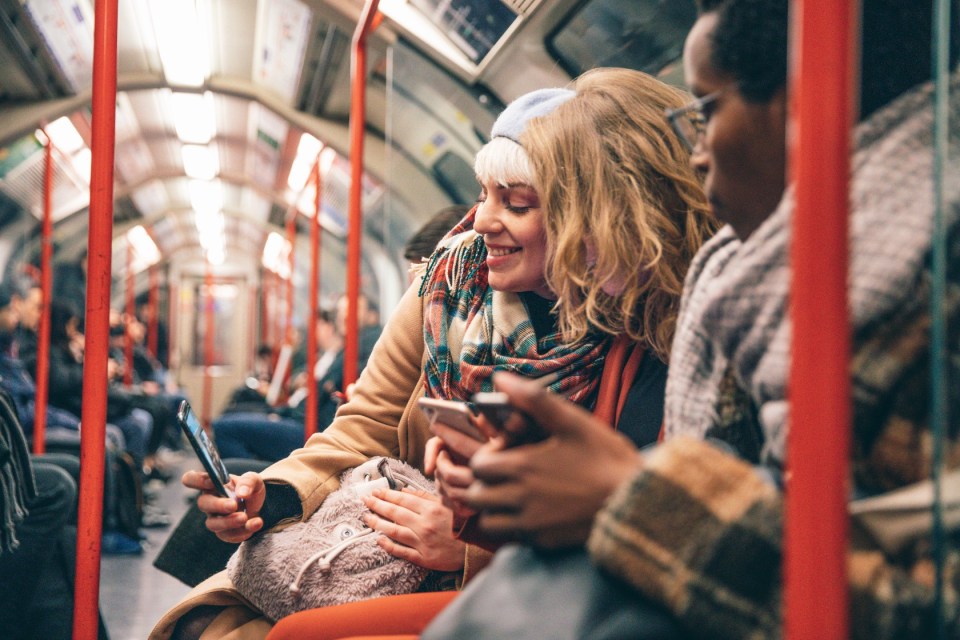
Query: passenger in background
210 294 379 463
107 313 186 479
220 343 277 414
0 402 110 638
12 284 42 364
137 298 170 369
0 279 86 446
0 285 145 555
402 205 472 267
285 308 341 410
52 248 87 326
440 0 960 638
33 301 152 472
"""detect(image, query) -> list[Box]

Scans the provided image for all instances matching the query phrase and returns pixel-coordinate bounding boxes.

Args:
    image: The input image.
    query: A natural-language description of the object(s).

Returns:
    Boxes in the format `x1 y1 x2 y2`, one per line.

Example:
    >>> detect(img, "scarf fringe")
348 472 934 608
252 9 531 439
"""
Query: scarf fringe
419 231 486 298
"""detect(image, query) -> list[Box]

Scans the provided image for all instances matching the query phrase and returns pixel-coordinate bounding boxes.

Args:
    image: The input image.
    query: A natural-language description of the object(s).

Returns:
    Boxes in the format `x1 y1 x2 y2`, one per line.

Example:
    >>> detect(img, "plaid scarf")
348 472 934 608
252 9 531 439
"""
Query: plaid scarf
419 208 610 405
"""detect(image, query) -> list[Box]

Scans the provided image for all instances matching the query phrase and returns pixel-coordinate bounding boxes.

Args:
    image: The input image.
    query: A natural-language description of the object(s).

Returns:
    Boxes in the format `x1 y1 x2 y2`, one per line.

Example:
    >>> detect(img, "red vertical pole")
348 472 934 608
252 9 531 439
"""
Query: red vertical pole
248 285 257 373
168 280 177 370
784 1 855 638
33 137 54 455
345 0 380 388
260 267 270 344
74 0 118 637
202 265 215 427
271 272 281 357
123 242 134 386
305 163 322 440
148 266 159 358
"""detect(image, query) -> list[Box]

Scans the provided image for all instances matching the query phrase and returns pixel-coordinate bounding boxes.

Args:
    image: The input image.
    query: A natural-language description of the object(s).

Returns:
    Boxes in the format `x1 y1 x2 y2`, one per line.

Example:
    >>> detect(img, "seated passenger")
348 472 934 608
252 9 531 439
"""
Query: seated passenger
0 388 109 636
266 68 717 640
402 205 472 267
211 294 379 463
161 71 714 640
107 315 184 482
0 279 85 444
427 1 960 638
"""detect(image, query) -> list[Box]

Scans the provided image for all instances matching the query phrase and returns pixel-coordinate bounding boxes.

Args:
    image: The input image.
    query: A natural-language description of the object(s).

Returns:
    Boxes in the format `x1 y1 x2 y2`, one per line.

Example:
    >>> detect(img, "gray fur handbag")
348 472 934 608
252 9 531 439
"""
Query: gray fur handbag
227 457 435 622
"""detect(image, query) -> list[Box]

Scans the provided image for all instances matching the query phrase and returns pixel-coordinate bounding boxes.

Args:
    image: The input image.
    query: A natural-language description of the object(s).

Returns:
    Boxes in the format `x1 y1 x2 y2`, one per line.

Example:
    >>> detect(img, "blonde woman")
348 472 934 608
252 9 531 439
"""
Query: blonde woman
431 68 716 532
264 68 715 640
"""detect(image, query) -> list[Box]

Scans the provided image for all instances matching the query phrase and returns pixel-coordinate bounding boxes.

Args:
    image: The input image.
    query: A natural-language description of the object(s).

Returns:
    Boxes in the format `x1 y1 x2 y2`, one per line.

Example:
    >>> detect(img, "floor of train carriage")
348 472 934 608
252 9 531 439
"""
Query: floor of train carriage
100 451 193 640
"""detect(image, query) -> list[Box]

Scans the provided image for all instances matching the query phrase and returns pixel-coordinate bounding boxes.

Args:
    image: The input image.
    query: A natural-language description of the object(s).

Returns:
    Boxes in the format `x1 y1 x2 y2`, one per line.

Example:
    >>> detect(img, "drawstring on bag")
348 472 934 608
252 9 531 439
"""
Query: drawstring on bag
289 527 380 594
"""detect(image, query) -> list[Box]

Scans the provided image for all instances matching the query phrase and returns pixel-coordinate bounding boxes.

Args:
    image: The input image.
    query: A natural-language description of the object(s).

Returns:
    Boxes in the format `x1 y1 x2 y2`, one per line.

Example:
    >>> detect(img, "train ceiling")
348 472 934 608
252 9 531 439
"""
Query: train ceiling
0 0 528 303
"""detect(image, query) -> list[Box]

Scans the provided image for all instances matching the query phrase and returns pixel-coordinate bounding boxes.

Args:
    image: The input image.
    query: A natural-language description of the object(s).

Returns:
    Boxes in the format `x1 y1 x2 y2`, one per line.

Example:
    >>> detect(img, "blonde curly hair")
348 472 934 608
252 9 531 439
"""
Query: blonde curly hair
522 68 716 361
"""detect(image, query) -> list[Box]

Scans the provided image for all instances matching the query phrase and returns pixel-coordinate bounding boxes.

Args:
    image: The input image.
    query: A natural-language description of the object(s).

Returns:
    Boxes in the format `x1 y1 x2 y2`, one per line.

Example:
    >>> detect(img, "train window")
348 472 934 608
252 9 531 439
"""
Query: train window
383 39 499 218
546 0 697 77
407 0 518 64
432 151 479 205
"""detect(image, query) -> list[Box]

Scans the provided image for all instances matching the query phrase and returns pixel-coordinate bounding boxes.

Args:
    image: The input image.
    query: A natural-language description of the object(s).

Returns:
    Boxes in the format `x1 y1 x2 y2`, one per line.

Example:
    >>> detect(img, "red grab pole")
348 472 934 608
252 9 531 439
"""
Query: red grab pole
202 265 215 427
248 285 257 373
148 265 159 358
74 0 118 637
259 269 268 348
305 162 322 440
784 1 856 638
344 0 380 388
33 136 54 455
168 279 177 369
123 242 134 386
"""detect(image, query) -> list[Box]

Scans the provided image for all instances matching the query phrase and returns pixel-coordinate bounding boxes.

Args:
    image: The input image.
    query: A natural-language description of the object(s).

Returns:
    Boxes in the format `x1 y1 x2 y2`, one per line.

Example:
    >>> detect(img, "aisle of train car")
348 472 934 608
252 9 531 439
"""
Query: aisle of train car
99 455 192 639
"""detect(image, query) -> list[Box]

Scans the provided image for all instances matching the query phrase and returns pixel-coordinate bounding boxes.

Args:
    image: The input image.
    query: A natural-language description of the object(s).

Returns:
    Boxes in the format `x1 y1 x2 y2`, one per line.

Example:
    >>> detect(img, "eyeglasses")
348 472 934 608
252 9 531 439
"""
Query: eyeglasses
665 88 725 152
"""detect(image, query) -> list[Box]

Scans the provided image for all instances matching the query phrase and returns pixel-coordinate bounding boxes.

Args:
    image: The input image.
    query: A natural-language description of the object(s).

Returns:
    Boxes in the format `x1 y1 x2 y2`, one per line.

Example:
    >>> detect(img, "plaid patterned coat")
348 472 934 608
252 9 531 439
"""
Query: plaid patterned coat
588 73 960 639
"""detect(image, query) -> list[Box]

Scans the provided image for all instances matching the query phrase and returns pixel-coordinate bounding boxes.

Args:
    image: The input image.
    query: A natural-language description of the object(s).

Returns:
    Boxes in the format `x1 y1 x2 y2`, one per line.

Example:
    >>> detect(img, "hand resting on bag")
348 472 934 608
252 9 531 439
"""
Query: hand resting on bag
362 487 466 571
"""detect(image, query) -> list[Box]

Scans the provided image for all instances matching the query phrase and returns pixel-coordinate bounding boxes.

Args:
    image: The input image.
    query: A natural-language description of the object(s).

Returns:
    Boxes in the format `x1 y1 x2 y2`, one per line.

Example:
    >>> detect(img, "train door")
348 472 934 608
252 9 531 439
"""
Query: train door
174 275 250 424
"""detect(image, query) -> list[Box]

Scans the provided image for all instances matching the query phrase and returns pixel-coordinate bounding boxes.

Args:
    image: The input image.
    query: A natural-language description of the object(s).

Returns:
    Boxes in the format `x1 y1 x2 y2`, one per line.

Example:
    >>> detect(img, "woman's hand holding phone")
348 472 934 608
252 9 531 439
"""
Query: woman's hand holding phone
183 470 267 543
419 397 491 522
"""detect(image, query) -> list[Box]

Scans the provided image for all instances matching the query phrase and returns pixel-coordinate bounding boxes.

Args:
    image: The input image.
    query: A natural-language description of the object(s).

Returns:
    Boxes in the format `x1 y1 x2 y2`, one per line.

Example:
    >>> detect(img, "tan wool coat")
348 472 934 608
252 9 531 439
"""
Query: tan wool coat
150 280 492 640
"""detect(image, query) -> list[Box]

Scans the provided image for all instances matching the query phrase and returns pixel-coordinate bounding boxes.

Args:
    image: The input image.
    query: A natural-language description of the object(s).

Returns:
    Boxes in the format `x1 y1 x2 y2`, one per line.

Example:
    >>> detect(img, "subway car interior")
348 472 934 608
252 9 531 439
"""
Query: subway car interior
0 0 955 638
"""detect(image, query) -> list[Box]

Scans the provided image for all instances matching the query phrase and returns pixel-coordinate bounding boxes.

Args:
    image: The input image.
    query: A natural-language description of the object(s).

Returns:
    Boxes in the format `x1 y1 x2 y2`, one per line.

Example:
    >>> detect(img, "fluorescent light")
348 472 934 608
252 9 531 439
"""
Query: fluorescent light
286 133 323 192
206 247 225 265
127 225 161 272
170 92 216 144
130 180 169 217
148 0 208 87
181 143 220 180
195 209 224 239
45 116 85 154
194 208 225 265
189 179 222 215
262 231 291 279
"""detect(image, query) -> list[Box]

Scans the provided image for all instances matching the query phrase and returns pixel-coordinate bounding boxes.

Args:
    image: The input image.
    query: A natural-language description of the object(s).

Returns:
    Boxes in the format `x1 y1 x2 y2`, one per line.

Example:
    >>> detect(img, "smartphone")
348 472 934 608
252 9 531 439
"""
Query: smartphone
417 397 485 441
177 400 239 503
471 391 545 446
